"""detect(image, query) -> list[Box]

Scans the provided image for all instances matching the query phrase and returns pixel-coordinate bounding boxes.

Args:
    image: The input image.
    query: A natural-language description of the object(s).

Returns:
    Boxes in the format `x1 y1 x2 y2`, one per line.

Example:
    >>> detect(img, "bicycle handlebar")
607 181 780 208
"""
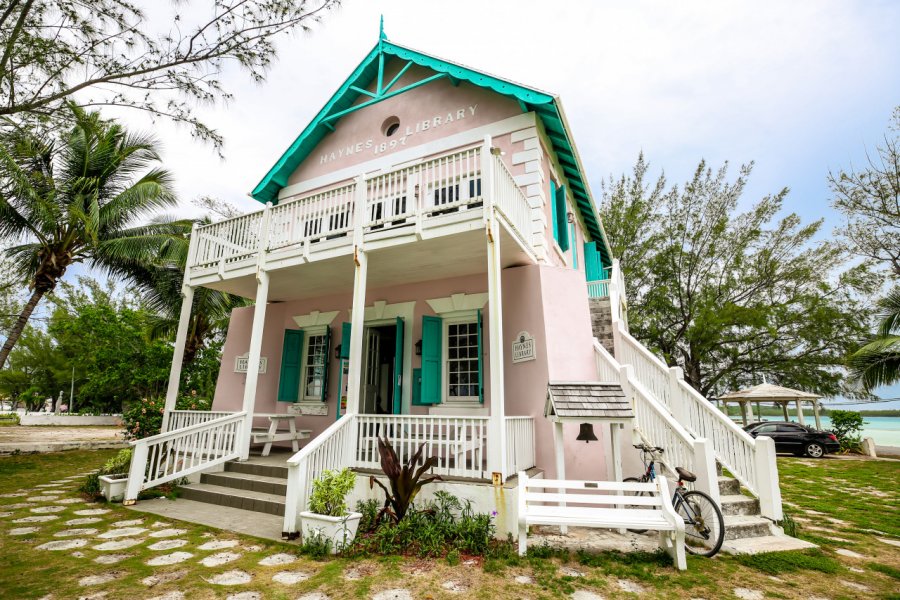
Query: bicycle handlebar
633 444 664 453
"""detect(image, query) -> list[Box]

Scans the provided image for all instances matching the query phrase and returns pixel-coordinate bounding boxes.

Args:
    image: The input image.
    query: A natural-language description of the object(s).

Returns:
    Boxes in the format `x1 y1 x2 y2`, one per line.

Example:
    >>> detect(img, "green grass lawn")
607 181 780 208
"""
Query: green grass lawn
0 450 898 599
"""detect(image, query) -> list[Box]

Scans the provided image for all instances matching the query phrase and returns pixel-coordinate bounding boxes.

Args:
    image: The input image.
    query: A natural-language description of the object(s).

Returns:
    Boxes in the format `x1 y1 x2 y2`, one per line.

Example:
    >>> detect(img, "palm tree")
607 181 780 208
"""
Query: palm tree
0 106 183 367
849 287 900 390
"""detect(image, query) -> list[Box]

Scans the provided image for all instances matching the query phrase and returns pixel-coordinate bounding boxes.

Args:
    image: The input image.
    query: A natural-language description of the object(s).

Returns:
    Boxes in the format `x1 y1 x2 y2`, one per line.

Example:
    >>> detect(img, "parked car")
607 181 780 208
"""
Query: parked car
743 421 840 458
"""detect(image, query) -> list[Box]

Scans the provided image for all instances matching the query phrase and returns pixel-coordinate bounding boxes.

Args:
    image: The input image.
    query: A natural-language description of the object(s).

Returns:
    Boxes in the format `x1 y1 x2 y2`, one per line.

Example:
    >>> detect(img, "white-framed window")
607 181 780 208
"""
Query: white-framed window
443 314 480 403
301 327 328 401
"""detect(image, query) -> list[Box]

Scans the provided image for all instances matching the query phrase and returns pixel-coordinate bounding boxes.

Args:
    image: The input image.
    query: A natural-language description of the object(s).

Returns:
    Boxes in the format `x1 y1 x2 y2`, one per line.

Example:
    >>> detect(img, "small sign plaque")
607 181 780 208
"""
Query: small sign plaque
512 331 536 363
287 403 329 416
234 353 267 374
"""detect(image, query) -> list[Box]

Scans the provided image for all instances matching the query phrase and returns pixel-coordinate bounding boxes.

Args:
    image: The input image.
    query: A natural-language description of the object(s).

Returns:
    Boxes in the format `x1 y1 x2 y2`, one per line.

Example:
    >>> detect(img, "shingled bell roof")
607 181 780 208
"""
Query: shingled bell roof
545 382 634 421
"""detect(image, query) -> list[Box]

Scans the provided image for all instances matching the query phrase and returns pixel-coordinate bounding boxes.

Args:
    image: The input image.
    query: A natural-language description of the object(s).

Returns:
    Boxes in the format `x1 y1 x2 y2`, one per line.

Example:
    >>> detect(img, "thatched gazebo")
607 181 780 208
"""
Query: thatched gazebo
717 383 823 429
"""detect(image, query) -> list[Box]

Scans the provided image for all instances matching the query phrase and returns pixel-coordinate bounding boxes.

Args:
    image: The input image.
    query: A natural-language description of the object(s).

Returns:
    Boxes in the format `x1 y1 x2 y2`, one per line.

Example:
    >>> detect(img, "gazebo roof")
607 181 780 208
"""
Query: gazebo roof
717 383 821 403
545 382 633 421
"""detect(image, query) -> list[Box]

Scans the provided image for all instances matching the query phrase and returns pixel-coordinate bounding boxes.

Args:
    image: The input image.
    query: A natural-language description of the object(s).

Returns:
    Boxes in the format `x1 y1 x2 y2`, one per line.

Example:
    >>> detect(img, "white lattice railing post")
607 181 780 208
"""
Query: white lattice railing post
754 435 783 521
692 438 720 505
123 442 148 505
668 366 689 426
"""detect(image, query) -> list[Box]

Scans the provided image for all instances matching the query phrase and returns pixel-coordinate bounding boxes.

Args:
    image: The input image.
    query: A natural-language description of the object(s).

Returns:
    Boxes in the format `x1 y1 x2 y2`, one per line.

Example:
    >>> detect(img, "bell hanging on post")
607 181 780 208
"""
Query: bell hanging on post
576 423 598 443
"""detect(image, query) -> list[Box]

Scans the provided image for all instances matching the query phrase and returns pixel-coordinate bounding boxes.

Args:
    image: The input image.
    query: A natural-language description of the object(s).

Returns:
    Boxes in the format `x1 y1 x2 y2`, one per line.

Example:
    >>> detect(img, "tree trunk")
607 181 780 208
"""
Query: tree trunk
0 287 45 368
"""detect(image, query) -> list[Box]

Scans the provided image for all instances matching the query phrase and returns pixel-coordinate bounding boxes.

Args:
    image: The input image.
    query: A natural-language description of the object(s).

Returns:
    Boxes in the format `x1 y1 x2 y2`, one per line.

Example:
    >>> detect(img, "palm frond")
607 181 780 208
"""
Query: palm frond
849 335 900 390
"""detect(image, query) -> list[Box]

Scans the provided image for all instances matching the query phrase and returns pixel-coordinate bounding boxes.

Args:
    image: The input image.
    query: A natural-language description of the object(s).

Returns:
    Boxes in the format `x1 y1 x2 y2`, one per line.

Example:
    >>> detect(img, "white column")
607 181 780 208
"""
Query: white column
795 399 806 426
553 420 567 534
240 269 269 460
483 135 507 480
813 400 821 430
346 176 368 416
161 284 195 433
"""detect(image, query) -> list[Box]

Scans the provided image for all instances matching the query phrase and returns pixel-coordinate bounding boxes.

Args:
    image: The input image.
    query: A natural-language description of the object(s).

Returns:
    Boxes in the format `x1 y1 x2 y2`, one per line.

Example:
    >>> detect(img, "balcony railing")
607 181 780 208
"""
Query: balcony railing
188 143 535 276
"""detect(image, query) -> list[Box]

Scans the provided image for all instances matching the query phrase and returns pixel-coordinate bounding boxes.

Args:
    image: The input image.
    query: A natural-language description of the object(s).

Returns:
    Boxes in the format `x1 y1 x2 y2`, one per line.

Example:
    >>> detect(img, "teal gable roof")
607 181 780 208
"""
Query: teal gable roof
250 38 612 267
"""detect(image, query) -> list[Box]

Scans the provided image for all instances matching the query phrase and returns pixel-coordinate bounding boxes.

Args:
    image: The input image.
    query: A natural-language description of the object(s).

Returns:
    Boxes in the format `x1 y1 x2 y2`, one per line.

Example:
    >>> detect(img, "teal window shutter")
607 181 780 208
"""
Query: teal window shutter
550 180 559 242
393 317 404 414
419 315 442 405
339 322 351 359
555 183 569 251
571 223 578 269
411 368 423 406
320 326 332 403
277 329 304 402
477 309 484 403
584 241 601 280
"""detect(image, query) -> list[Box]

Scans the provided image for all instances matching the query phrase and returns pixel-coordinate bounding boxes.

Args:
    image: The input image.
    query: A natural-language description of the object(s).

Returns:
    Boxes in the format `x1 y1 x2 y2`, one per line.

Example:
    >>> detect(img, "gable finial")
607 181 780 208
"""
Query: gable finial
379 15 386 41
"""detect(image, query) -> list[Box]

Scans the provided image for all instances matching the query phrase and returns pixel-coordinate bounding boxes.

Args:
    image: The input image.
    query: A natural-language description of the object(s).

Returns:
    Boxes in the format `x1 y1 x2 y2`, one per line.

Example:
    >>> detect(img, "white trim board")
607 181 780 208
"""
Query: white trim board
292 310 340 328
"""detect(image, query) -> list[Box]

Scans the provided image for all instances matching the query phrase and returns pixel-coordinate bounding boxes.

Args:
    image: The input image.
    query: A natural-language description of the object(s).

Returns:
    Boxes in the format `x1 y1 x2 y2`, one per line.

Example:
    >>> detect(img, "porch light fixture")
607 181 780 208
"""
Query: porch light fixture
576 423 598 443
567 212 575 224
490 146 504 156
415 339 423 356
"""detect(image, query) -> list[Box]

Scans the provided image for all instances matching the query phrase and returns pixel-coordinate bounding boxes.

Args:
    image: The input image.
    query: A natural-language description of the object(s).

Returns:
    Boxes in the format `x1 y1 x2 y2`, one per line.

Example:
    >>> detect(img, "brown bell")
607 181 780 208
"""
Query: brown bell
576 423 598 443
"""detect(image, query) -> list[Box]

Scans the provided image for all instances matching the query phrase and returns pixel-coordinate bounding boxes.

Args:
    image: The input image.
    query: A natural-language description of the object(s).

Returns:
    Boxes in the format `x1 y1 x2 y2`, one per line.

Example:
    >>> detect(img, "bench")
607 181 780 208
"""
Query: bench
251 415 311 457
517 471 686 570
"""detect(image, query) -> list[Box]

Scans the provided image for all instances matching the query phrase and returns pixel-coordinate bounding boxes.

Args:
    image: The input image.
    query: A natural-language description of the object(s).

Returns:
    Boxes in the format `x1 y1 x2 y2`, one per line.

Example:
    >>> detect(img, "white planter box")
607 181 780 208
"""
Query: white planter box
98 474 128 502
299 511 362 553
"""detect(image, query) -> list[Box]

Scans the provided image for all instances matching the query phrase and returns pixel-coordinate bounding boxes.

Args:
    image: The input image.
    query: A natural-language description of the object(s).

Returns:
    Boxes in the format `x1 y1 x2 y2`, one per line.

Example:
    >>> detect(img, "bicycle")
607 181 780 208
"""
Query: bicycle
624 443 725 557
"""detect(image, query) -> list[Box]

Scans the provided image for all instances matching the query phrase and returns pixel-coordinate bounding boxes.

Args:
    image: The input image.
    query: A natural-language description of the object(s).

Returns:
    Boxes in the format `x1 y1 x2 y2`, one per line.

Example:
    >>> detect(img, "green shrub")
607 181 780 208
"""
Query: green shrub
828 410 865 452
122 393 212 440
79 448 133 500
0 412 20 426
300 531 332 559
356 498 382 532
308 468 356 517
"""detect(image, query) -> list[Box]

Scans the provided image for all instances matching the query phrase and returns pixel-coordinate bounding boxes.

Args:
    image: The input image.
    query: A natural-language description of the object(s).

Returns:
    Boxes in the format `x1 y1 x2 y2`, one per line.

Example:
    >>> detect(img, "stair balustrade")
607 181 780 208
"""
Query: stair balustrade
505 416 536 476
491 152 533 251
166 410 235 431
124 411 246 504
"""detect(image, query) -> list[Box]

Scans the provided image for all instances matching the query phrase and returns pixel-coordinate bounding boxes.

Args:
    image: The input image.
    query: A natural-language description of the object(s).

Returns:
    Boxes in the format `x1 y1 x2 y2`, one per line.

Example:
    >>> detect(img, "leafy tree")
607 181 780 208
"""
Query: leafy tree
828 409 865 452
0 0 338 148
0 105 186 367
829 107 900 277
0 326 66 410
600 156 874 398
848 288 900 390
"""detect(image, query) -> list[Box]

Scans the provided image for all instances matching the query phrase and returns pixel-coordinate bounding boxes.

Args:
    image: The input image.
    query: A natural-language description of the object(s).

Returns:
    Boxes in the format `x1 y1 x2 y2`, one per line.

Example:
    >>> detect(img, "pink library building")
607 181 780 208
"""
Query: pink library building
124 30 796 557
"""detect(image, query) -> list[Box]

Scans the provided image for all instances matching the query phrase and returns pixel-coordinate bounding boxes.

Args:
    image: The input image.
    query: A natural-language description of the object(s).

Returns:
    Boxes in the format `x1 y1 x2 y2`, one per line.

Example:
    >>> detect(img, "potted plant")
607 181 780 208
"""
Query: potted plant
299 468 360 553
92 449 132 502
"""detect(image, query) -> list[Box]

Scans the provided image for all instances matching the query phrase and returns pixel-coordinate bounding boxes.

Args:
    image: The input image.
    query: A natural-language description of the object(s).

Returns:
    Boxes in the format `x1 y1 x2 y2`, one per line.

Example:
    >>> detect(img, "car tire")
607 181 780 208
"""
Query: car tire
805 442 825 458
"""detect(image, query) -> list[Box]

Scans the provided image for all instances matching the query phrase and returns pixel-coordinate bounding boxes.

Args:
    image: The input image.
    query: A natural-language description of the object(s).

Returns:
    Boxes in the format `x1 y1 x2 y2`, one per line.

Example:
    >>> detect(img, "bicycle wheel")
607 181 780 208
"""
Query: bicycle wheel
676 490 725 557
623 477 650 534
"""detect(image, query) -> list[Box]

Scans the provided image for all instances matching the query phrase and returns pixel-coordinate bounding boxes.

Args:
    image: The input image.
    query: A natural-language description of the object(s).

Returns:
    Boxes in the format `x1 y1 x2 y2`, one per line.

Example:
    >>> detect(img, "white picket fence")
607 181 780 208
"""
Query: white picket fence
192 213 263 269
268 183 356 251
124 412 246 503
166 410 234 431
492 153 533 250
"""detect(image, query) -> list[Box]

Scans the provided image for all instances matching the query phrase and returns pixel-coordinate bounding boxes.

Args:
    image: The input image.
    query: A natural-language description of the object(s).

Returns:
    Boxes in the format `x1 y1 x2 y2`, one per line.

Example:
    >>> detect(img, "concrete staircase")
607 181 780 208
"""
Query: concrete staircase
589 298 615 355
178 460 289 517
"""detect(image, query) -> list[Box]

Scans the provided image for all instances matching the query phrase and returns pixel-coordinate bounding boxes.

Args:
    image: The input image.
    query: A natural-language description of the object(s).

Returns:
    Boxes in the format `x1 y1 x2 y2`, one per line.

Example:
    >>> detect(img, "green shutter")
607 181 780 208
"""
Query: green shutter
550 180 559 242
339 322 351 359
277 329 304 402
320 326 332 403
393 317 404 414
411 368 423 406
556 183 569 251
570 223 578 269
477 309 484 403
419 315 442 405
584 241 602 280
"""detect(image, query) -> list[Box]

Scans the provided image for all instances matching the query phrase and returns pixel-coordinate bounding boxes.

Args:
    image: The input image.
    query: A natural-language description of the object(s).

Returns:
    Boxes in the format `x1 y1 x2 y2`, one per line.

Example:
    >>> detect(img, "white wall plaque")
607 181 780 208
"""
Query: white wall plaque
512 331 536 363
287 403 329 416
234 353 267 374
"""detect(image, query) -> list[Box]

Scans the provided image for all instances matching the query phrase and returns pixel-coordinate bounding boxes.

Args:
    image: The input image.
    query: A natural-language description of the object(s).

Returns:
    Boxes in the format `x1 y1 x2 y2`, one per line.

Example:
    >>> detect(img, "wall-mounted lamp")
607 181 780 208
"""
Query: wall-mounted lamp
415 339 423 356
334 344 342 360
567 212 575 224
490 146 505 156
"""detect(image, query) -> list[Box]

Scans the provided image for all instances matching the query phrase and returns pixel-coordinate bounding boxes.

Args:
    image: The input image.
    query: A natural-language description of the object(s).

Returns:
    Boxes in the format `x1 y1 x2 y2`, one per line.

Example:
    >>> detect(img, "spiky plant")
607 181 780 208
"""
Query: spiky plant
370 436 441 522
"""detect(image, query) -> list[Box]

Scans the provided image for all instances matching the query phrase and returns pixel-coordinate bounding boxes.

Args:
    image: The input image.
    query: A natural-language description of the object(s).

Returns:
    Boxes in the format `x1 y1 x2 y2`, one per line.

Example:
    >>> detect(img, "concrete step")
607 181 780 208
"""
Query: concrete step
717 476 740 496
721 534 818 555
723 515 772 541
201 471 288 496
224 460 289 480
719 494 760 516
177 482 285 516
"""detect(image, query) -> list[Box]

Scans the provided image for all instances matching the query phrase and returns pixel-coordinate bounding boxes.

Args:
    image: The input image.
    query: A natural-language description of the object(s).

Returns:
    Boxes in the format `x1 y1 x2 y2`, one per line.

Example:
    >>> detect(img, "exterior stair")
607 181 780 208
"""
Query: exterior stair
178 461 288 517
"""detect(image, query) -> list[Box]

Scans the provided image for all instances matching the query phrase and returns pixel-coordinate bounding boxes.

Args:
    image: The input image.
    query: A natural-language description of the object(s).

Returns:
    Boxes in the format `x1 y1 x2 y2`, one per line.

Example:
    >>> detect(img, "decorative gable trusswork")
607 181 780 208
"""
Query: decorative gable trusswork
250 31 611 267
545 382 633 421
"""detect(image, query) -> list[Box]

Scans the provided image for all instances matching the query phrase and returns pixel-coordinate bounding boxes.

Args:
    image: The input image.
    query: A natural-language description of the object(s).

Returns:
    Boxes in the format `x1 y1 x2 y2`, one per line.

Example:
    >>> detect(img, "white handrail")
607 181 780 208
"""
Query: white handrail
492 154 532 250
167 410 234 431
191 213 263 269
587 279 610 298
269 183 356 251
124 411 246 503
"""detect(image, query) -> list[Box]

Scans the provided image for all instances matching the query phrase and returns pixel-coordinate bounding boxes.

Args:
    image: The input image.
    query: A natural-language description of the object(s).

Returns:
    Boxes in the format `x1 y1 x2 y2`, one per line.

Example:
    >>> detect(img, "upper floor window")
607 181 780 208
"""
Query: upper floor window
302 331 329 400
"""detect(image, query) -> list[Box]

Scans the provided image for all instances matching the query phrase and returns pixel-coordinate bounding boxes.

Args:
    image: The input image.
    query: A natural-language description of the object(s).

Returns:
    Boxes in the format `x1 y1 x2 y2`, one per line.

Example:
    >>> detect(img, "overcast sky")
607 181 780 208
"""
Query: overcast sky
91 0 900 405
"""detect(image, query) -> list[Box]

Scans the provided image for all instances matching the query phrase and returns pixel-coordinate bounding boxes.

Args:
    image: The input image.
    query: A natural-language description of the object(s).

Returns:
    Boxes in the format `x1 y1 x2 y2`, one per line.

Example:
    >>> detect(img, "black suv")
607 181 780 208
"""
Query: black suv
743 421 840 458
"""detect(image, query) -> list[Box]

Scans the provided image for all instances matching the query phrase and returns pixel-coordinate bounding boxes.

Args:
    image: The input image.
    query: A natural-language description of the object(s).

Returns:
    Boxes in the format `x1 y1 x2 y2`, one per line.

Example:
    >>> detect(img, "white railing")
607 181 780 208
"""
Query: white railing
505 416 536 475
587 279 610 298
192 213 264 269
124 411 246 503
166 410 234 431
615 329 675 412
355 414 489 479
595 339 619 382
268 183 356 251
492 153 533 249
282 414 358 535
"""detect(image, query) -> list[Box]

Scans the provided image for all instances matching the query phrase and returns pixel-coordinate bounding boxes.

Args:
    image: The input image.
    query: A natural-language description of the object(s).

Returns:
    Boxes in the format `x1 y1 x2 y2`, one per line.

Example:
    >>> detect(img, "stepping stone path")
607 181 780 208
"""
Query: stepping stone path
205 570 252 585
147 551 194 566
95 538 145 551
147 592 185 600
54 498 83 504
74 508 110 516
272 571 310 584
841 581 869 592
27 496 58 502
571 592 605 600
9 527 40 535
79 572 121 587
148 539 188 551
111 519 144 527
151 521 172 528
142 569 187 587
94 554 132 564
67 517 102 525
297 594 329 600
835 548 866 559
97 527 147 539
372 590 413 600
617 580 645 594
149 528 186 538
878 537 900 548
54 528 99 537
37 539 89 551
343 568 363 581
201 551 242 567
514 575 534 584
198 539 239 550
0 511 11 517
226 593 261 600
258 553 296 566
30 505 65 513
0 492 27 497
561 566 585 577
734 589 764 600
5 502 34 509
14 515 58 523
441 581 466 593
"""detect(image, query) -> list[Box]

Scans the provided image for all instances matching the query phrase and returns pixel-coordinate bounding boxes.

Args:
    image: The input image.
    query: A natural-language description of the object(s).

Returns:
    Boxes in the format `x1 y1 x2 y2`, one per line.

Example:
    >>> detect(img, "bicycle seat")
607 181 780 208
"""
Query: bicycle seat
676 467 697 482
